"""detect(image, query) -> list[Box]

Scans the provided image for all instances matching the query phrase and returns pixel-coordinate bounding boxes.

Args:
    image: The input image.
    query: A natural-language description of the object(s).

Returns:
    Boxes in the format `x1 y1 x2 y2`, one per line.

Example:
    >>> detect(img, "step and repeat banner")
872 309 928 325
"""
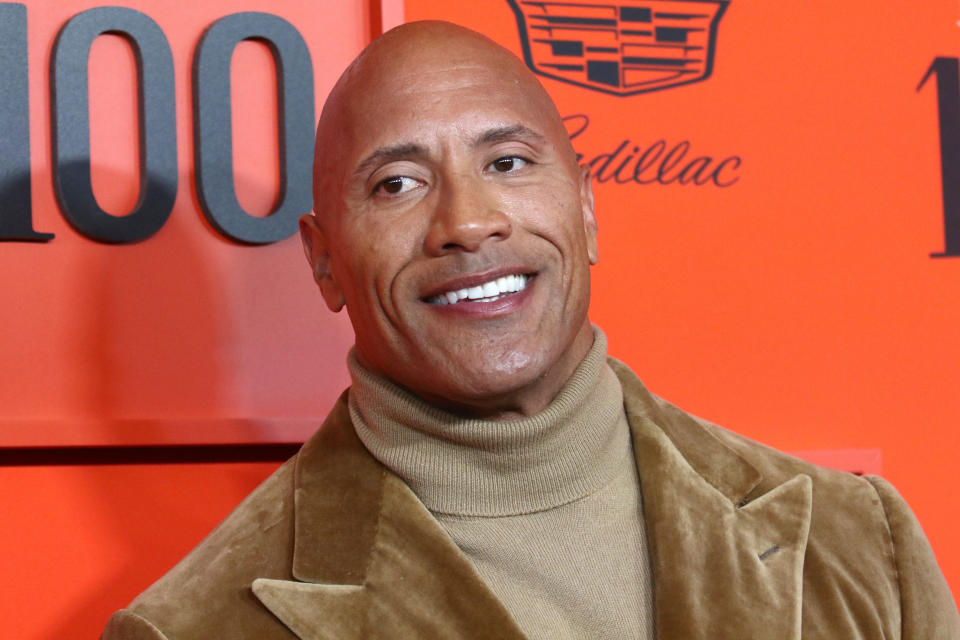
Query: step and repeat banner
0 0 385 447
0 0 957 601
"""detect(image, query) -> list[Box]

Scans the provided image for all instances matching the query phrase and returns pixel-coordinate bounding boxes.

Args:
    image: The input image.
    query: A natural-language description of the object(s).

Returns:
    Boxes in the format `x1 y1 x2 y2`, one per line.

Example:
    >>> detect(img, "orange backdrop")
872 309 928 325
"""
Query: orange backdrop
1 0 958 637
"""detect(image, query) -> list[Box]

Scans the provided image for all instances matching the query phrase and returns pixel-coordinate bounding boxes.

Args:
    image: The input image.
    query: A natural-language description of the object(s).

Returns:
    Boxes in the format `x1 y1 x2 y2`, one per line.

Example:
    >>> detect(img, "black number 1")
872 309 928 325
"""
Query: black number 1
918 57 960 258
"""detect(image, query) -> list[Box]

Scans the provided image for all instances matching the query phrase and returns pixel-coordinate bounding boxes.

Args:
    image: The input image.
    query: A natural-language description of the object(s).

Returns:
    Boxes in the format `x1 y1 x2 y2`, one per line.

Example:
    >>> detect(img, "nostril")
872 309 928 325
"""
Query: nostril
426 209 512 254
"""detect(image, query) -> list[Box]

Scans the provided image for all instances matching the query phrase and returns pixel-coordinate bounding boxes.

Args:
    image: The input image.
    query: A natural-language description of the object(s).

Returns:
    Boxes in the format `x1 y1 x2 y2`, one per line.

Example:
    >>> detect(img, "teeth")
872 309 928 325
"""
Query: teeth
427 274 529 305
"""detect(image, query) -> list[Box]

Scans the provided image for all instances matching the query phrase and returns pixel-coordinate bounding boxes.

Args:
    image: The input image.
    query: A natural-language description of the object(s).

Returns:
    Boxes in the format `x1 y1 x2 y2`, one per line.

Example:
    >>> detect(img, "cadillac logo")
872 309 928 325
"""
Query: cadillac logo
506 0 729 97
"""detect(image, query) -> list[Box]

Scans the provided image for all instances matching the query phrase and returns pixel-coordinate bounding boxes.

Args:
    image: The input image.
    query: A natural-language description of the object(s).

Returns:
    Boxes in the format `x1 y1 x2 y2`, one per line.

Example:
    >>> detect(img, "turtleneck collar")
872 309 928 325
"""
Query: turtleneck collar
348 328 632 517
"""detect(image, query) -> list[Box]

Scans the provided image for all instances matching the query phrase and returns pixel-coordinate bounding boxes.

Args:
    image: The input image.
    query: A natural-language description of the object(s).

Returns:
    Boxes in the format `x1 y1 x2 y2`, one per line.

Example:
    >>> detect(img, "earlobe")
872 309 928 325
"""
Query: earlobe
579 165 599 265
298 214 345 312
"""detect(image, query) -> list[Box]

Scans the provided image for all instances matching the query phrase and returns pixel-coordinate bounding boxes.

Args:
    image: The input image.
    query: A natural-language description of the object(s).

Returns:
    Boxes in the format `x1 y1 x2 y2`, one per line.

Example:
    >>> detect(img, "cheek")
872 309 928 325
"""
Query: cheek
505 186 587 251
338 222 424 305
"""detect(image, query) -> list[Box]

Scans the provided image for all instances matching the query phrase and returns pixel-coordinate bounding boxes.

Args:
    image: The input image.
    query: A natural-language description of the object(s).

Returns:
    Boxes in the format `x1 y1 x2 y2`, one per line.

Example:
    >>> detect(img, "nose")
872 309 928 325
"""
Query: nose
423 172 512 255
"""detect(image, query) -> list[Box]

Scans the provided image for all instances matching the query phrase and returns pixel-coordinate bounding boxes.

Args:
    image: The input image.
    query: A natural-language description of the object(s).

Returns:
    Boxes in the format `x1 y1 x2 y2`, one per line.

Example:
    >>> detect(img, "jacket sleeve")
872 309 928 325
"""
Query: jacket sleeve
101 610 169 640
866 475 960 639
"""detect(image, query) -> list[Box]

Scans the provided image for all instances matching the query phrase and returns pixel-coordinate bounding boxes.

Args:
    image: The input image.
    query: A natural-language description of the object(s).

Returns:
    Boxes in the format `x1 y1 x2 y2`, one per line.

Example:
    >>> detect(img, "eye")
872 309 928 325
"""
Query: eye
374 175 421 196
487 156 529 173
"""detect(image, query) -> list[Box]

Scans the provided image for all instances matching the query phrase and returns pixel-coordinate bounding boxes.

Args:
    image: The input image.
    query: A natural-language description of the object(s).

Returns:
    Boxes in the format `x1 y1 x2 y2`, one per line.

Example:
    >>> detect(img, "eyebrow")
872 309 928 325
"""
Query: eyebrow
353 143 429 180
352 124 549 180
473 124 547 148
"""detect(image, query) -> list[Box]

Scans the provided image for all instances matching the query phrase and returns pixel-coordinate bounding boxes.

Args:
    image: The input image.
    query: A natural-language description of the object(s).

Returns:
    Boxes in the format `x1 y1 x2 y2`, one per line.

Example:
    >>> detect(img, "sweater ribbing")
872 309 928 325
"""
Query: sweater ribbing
348 329 655 638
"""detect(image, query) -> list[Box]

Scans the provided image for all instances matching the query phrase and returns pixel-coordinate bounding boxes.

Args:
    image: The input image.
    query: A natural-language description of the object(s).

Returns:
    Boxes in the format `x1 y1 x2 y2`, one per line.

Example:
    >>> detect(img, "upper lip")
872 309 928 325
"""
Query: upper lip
420 266 535 300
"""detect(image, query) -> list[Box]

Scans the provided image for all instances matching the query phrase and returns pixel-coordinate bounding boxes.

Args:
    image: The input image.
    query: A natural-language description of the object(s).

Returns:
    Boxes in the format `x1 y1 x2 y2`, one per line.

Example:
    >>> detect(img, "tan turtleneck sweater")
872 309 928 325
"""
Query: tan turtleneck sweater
348 330 655 639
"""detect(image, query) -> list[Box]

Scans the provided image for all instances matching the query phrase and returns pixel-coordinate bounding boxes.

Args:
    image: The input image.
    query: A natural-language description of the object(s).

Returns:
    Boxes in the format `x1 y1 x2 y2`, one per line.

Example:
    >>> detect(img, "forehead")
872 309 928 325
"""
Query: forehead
341 57 565 159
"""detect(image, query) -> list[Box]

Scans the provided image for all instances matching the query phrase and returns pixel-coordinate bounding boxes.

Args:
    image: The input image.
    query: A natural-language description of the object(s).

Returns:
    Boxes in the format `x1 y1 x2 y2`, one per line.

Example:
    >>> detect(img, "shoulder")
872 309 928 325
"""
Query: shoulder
705 415 960 636
862 475 960 637
104 457 300 640
611 357 960 636
610 355 877 501
102 610 167 640
637 376 892 551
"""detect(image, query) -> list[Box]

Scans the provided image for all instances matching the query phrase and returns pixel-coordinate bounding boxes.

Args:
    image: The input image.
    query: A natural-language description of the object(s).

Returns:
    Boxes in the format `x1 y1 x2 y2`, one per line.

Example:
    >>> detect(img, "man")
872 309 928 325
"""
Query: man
103 21 959 640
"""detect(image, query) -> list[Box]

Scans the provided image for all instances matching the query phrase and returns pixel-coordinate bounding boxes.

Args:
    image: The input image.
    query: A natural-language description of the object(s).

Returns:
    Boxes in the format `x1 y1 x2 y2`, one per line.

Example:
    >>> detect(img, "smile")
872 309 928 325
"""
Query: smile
426 274 530 305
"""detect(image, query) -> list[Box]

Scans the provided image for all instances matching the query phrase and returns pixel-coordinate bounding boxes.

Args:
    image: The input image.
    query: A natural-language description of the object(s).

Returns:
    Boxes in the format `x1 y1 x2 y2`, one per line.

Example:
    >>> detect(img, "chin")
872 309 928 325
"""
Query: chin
445 351 550 402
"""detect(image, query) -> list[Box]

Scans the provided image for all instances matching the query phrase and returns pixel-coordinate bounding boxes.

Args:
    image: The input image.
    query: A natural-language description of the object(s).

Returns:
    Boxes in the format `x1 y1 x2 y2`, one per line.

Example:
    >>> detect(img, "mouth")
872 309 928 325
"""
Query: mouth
424 273 532 306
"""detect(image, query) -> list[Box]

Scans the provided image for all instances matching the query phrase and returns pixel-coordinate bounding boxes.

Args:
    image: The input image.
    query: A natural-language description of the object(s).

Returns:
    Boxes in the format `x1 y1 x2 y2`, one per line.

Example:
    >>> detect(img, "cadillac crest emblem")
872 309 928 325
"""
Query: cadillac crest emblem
506 0 730 96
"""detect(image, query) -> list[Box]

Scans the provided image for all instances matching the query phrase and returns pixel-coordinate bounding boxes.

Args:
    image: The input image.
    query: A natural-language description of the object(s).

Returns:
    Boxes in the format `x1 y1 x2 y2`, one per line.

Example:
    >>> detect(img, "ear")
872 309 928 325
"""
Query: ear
299 213 345 312
579 164 598 265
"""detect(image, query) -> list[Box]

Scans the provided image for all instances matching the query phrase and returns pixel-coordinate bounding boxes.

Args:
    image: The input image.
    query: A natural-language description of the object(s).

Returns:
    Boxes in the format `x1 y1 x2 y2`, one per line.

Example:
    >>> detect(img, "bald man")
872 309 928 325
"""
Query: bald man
102 21 959 640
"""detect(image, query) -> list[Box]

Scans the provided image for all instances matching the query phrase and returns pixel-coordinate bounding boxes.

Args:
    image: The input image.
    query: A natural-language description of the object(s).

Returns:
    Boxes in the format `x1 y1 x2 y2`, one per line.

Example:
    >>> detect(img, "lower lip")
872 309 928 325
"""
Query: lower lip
424 278 535 317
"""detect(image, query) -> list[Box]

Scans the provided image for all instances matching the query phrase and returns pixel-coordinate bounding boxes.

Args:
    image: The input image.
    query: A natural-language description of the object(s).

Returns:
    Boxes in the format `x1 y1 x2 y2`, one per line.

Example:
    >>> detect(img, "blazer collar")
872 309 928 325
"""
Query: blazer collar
611 358 812 640
252 391 527 640
255 362 813 640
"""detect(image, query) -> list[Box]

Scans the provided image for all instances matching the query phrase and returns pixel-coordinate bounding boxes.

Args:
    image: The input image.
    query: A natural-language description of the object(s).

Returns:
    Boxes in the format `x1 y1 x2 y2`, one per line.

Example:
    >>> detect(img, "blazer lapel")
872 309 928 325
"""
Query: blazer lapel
255 363 811 639
612 360 813 640
251 392 526 640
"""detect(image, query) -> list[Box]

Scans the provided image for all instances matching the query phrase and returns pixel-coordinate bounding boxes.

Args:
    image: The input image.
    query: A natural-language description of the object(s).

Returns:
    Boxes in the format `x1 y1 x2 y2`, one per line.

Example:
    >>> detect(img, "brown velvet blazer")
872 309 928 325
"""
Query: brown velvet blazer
102 360 960 639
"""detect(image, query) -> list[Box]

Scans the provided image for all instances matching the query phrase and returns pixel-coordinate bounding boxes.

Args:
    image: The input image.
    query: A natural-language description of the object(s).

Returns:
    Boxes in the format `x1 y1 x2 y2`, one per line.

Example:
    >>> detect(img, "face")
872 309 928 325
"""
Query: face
302 25 598 418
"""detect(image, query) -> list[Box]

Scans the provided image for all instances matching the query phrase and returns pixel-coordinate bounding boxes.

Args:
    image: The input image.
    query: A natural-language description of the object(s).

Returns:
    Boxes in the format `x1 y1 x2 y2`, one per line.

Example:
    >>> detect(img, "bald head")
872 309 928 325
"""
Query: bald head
312 21 577 222
300 20 598 418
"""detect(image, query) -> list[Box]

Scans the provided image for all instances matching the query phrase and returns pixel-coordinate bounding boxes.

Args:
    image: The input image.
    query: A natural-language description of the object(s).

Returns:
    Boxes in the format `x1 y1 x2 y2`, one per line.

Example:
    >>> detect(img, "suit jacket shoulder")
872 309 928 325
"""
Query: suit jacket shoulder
612 358 959 639
102 391 525 640
103 456 300 640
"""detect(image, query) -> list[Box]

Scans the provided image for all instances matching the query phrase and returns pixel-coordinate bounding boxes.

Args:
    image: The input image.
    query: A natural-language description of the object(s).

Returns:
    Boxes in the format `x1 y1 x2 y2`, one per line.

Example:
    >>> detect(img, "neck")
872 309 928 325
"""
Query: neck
347 325 628 516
